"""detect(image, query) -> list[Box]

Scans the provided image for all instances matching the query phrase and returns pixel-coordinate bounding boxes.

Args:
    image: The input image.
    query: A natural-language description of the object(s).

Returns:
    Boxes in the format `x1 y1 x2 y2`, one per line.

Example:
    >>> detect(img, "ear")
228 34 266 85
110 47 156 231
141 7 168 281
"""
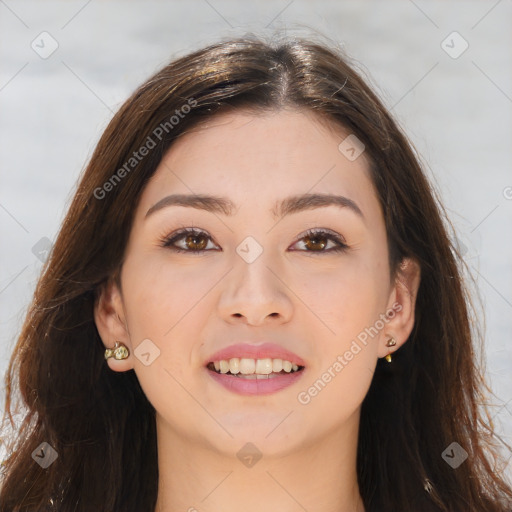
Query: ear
94 278 134 372
377 257 421 359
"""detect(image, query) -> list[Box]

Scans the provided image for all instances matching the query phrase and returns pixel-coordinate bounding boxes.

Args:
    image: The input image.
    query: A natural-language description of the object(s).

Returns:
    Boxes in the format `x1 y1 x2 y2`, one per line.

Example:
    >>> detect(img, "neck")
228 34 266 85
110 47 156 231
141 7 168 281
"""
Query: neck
154 412 365 512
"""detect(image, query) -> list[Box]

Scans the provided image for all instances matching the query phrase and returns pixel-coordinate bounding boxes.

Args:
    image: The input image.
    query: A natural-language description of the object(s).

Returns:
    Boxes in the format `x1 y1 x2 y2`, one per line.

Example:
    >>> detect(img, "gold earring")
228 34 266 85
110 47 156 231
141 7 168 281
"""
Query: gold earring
104 341 129 360
385 337 396 363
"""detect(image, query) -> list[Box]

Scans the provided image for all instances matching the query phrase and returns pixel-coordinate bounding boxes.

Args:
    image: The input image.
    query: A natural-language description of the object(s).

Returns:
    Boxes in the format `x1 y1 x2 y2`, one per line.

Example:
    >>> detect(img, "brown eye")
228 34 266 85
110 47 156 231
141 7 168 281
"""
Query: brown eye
184 233 208 250
162 228 218 253
303 233 328 251
290 229 348 254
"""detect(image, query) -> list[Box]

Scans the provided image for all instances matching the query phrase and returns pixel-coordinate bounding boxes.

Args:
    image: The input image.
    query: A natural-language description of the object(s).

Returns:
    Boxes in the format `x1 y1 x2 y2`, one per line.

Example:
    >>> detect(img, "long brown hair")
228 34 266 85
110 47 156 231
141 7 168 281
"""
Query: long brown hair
1 34 511 512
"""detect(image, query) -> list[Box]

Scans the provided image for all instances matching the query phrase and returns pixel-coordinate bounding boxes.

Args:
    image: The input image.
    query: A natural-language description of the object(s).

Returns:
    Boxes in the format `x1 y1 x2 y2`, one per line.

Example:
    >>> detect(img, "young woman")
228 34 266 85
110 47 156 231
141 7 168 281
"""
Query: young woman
1 35 511 512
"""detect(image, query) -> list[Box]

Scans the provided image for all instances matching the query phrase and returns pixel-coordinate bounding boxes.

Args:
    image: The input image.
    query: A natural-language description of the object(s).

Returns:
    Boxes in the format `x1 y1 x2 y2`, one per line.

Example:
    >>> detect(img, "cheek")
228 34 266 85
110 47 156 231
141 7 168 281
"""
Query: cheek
120 252 218 364
294 252 388 404
123 252 203 320
118 253 217 420
294 282 379 421
298 253 387 340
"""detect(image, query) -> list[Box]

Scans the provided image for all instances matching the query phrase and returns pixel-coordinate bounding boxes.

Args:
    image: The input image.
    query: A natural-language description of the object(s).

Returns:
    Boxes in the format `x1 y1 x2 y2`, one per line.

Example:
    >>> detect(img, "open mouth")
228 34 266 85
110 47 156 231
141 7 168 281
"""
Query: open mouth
206 358 305 379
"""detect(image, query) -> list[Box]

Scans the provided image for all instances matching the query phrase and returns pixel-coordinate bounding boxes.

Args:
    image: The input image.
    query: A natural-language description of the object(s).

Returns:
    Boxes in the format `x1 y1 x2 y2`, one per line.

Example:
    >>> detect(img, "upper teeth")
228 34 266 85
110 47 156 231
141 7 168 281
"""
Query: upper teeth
213 358 300 375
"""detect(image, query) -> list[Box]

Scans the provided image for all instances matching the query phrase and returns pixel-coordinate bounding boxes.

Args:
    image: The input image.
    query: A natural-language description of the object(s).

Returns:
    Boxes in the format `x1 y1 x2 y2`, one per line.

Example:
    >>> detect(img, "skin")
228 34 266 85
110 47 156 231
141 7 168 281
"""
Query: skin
95 109 420 512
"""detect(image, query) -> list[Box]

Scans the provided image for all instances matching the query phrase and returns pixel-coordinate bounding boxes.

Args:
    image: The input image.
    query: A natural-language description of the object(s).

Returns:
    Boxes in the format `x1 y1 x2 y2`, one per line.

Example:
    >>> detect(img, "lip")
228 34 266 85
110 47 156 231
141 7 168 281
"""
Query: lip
206 367 305 396
205 342 305 366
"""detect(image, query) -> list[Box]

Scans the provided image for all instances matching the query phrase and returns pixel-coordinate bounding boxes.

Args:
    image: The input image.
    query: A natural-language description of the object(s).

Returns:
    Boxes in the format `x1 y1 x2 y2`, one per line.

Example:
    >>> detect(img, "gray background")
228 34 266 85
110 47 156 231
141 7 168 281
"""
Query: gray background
1 0 511 477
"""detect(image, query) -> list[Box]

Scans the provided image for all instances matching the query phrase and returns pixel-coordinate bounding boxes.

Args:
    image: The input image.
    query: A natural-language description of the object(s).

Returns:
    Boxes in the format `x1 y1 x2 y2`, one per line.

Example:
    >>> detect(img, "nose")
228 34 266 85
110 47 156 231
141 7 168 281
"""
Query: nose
216 250 294 326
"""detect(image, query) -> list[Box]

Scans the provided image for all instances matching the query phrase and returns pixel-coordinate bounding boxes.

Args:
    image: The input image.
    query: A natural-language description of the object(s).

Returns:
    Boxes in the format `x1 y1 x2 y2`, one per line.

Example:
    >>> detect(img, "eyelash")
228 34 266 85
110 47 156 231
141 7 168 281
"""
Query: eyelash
160 227 348 255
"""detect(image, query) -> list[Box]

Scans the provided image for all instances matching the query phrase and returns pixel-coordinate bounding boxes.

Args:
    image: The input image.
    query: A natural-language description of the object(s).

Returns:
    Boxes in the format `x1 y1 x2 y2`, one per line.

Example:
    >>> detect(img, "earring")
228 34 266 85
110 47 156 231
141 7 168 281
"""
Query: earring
385 337 396 363
104 341 130 360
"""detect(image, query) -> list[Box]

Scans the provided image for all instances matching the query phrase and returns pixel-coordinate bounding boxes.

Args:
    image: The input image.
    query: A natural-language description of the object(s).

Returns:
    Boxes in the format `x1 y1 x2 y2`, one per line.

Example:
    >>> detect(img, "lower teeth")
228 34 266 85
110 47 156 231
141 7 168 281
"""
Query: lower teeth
219 370 298 379
234 373 279 379
207 363 303 379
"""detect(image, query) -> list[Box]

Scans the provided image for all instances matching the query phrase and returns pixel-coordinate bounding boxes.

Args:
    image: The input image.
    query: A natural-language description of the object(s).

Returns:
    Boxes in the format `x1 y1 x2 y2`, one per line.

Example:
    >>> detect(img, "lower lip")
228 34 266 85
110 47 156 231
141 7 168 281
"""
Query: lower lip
206 368 305 396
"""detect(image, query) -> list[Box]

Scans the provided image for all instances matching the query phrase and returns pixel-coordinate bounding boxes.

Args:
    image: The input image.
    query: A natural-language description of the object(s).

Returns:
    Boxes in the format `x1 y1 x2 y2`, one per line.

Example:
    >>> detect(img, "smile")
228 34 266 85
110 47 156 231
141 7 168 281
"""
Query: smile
206 357 305 395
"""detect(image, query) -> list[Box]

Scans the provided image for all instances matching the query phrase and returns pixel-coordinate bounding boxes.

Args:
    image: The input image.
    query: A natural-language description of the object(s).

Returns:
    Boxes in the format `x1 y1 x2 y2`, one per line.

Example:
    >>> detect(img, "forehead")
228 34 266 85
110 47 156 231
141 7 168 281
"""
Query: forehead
136 109 381 222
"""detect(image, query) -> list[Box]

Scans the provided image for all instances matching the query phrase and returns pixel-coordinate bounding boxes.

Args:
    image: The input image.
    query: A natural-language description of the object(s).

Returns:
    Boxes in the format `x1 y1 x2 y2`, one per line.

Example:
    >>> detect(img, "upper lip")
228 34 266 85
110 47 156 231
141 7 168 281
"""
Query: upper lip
206 342 305 366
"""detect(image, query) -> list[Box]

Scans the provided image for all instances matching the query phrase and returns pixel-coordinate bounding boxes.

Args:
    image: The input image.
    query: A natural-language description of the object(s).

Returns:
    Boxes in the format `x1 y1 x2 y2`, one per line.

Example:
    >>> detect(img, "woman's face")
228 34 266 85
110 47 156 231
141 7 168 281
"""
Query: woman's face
96 108 418 457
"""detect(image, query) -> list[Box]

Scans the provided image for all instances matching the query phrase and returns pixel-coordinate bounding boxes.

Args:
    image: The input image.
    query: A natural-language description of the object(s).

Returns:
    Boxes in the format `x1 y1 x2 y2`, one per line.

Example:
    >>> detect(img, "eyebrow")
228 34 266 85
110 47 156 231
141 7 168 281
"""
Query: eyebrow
145 193 364 220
